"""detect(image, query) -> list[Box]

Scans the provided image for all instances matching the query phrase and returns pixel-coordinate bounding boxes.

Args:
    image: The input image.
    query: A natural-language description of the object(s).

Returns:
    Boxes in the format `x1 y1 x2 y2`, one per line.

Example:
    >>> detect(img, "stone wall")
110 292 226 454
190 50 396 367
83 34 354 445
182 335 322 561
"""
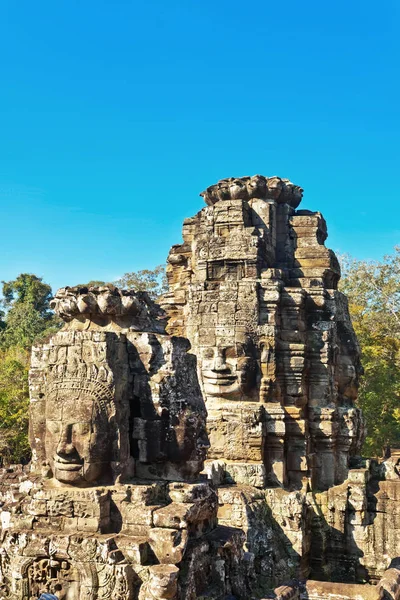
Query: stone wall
309 459 400 584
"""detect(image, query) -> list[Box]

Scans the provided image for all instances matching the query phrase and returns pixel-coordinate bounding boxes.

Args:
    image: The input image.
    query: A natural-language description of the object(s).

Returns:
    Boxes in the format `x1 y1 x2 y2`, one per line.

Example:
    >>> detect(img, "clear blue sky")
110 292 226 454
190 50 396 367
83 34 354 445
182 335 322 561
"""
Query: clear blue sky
1 0 399 293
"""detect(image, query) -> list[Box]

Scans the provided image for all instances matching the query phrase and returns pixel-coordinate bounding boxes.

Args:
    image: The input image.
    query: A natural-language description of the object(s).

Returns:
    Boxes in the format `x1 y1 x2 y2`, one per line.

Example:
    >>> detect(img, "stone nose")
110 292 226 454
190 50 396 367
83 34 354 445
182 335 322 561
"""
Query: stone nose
212 350 229 372
197 431 211 449
56 424 76 456
198 439 211 451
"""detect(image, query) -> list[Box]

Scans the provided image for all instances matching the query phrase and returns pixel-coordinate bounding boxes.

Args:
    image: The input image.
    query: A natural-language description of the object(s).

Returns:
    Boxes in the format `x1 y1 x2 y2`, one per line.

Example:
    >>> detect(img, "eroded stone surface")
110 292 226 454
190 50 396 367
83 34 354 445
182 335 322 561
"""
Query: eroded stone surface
308 461 400 585
200 175 303 208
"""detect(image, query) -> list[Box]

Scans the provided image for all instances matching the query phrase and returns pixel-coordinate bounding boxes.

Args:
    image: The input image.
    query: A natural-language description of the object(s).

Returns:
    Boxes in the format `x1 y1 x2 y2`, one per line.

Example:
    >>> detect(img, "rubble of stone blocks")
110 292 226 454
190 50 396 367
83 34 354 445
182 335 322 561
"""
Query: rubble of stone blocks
308 459 400 585
262 559 400 599
202 456 400 595
0 477 247 599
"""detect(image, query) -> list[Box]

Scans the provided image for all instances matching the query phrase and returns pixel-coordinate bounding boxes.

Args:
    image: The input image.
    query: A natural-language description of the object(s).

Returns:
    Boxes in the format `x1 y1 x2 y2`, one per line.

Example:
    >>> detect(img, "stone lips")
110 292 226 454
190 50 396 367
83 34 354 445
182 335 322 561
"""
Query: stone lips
200 174 303 207
51 284 165 323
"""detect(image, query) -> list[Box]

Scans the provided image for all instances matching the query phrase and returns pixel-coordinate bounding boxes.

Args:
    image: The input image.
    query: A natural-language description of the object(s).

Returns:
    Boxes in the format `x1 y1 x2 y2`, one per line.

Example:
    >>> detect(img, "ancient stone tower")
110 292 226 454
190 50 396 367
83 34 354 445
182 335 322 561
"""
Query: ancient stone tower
162 175 365 491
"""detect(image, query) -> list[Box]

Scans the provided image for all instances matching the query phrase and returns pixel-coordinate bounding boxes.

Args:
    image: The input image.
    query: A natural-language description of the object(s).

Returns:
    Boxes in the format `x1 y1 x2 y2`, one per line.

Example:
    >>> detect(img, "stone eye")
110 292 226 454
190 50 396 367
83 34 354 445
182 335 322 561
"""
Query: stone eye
74 422 91 435
225 347 237 360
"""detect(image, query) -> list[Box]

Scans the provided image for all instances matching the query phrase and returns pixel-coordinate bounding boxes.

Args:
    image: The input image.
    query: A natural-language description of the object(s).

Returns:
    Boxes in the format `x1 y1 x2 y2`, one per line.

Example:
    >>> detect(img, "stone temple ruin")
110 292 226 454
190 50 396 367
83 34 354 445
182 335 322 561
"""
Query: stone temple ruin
0 174 400 600
162 175 364 492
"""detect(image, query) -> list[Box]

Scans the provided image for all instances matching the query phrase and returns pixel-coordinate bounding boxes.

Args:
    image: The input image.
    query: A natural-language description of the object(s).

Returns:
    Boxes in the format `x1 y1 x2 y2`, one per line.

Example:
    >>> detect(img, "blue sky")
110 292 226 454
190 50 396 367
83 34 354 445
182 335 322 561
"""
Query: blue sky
0 0 399 293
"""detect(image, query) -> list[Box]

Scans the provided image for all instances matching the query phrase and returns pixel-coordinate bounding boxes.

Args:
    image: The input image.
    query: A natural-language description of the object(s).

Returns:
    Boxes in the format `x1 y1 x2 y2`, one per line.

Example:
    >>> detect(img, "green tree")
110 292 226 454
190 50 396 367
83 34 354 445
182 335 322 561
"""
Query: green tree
0 274 61 350
74 280 107 287
2 273 52 315
0 274 61 464
115 264 167 300
340 248 400 456
0 303 60 349
0 346 30 464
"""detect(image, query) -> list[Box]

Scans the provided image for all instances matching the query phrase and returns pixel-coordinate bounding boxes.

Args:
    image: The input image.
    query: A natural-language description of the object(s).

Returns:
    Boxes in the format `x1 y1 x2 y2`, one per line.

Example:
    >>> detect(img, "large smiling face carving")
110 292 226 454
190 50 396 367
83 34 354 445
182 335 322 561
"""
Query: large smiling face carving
200 341 258 401
45 382 113 485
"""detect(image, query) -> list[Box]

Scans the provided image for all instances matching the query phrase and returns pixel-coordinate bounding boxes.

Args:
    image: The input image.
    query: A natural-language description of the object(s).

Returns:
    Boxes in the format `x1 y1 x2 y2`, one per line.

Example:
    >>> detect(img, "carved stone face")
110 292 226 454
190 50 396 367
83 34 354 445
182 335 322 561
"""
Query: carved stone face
200 342 258 401
336 353 358 400
45 388 111 484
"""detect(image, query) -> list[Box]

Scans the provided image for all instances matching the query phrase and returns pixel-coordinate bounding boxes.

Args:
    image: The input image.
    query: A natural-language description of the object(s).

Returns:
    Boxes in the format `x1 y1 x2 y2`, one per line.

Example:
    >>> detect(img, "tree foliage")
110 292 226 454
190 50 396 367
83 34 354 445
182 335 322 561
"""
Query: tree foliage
0 346 30 464
115 264 167 300
0 274 61 350
340 247 400 456
2 273 52 315
74 280 107 287
0 274 61 464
